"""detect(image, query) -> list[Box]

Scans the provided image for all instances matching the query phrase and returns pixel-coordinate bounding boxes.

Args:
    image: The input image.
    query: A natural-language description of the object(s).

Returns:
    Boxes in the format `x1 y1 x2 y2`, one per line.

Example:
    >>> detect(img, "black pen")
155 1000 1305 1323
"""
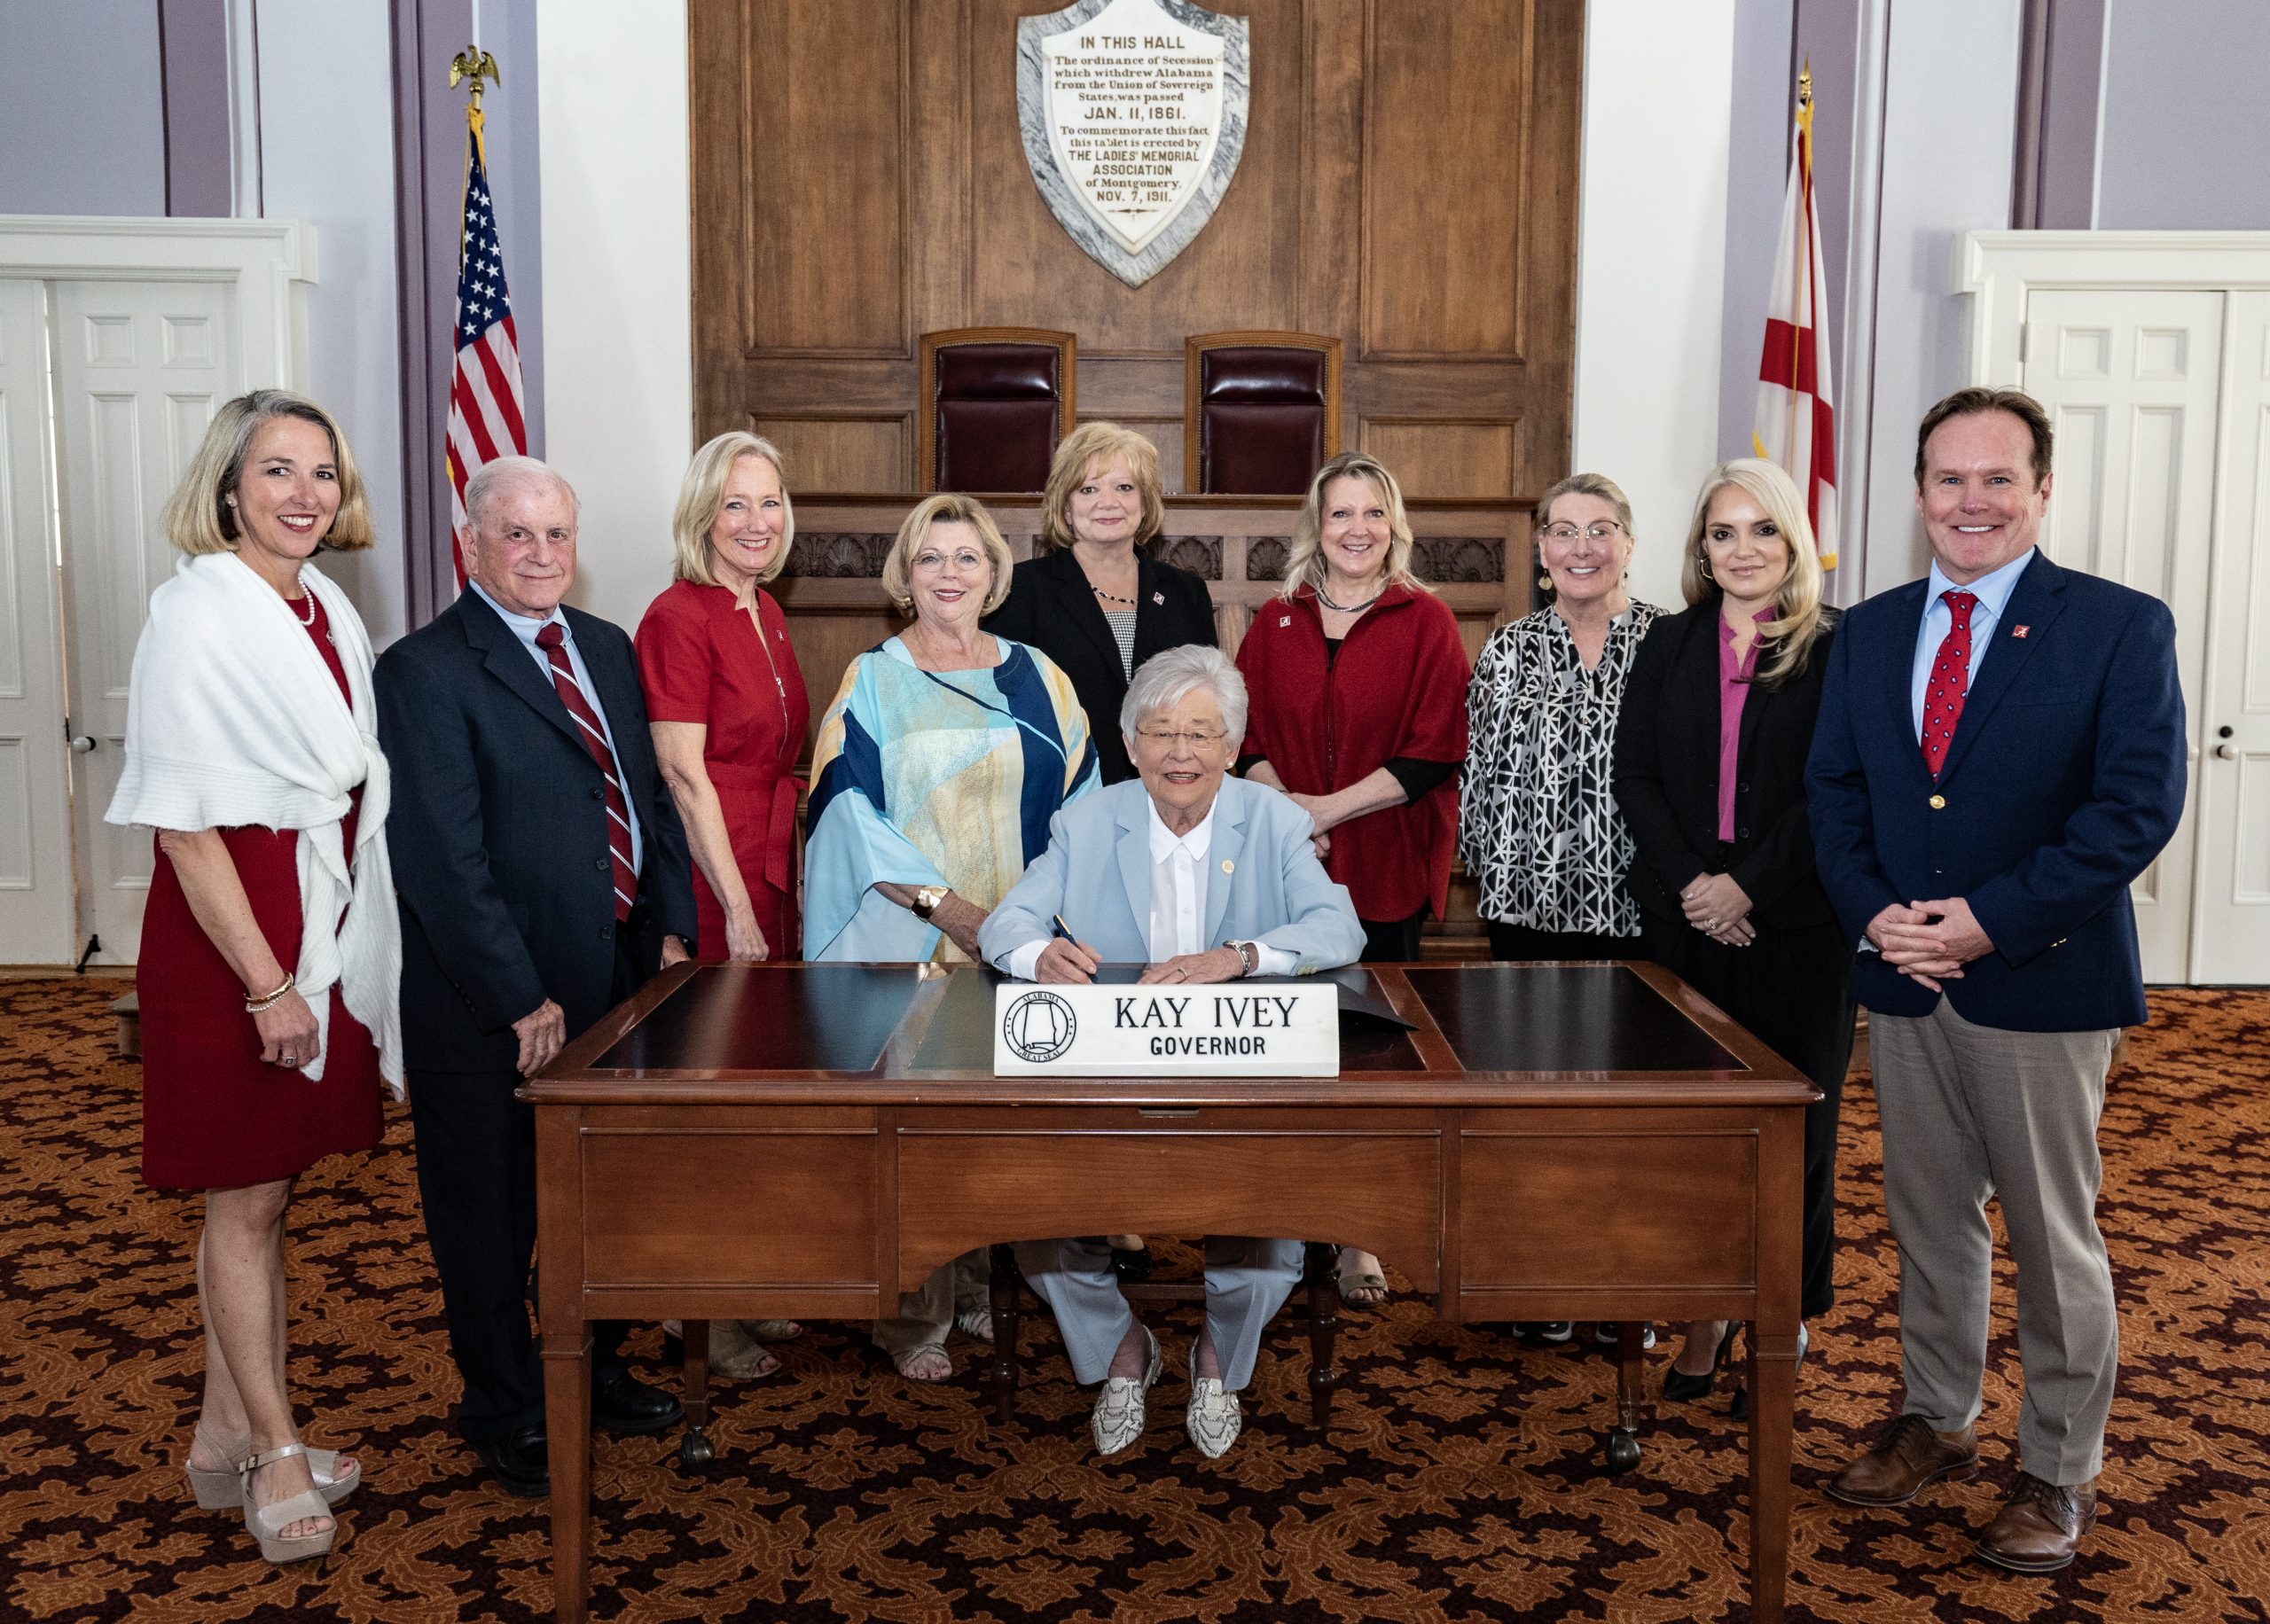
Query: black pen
1050 914 1075 942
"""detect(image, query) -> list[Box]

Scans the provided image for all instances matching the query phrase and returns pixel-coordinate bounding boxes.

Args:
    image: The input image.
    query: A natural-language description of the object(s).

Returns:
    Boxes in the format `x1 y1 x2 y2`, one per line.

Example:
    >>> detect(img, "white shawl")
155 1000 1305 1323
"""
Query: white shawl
106 552 403 1093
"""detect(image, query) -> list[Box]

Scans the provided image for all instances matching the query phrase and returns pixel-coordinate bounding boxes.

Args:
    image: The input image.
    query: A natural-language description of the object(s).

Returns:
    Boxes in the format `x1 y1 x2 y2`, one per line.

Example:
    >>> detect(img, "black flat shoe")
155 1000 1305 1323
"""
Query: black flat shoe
1110 1245 1155 1284
472 1424 550 1497
592 1365 684 1436
1663 1322 1740 1401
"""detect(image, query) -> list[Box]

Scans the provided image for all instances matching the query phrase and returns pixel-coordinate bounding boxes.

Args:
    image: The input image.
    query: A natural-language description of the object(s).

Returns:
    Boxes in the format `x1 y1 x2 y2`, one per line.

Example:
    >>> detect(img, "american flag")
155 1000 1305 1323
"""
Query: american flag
446 112 528 586
1752 74 1838 571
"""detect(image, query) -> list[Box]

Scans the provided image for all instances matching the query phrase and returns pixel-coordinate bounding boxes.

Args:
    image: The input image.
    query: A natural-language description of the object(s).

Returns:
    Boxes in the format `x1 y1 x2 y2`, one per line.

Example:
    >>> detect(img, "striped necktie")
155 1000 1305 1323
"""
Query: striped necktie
534 622 635 921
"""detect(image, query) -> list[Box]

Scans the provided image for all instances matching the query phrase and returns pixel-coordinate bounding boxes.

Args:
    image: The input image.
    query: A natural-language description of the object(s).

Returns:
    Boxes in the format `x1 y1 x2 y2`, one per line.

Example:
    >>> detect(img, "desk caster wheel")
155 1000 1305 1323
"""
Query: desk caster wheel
678 1431 715 1476
1603 1427 1641 1474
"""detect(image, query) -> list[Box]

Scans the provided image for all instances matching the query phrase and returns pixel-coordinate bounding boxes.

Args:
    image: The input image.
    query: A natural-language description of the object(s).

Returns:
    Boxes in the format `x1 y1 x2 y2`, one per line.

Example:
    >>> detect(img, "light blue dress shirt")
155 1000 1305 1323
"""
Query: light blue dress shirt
1909 547 2036 743
468 578 643 872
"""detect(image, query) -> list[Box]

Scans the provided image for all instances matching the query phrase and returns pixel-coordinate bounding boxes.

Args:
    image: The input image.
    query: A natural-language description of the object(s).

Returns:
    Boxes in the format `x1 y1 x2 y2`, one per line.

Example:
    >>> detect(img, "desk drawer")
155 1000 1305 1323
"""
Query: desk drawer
1457 1120 1757 1289
580 1116 879 1288
895 1110 1442 1290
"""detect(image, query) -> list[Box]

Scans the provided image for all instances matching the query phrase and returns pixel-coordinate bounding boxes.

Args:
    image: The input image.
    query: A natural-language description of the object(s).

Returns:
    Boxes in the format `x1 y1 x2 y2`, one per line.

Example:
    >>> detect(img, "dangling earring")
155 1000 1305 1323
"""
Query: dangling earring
1537 573 1552 593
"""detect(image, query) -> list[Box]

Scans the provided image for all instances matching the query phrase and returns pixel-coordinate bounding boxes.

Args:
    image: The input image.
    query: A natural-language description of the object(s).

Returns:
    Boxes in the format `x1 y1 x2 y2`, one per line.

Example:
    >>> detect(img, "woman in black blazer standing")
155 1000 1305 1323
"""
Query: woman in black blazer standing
985 421 1217 785
1614 457 1853 1406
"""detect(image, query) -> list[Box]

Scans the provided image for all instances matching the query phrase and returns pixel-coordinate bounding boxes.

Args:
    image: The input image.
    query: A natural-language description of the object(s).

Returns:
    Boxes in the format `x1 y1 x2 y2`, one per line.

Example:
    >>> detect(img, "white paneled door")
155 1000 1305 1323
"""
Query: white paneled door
2196 293 2270 983
2022 289 2224 983
0 282 74 964
48 279 229 964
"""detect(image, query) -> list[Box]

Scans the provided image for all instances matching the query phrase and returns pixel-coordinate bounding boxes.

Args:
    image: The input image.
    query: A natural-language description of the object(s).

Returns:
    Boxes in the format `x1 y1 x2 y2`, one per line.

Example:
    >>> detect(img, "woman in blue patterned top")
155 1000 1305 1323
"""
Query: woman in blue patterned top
805 492 1099 1378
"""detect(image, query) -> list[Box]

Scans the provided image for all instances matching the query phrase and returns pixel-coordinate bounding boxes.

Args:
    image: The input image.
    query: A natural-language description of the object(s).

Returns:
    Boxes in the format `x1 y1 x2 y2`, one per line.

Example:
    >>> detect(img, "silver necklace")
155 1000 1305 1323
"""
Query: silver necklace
1316 583 1385 614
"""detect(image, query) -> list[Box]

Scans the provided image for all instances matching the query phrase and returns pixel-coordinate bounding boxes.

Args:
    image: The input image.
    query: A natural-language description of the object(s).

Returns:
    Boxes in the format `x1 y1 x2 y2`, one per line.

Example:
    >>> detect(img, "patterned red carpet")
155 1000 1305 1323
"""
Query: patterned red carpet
2 978 2265 1622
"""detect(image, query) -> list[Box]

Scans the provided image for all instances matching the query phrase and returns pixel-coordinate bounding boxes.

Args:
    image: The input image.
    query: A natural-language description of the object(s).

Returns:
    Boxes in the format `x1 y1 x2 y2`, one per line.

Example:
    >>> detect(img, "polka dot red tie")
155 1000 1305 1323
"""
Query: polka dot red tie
535 622 636 921
1921 589 1978 778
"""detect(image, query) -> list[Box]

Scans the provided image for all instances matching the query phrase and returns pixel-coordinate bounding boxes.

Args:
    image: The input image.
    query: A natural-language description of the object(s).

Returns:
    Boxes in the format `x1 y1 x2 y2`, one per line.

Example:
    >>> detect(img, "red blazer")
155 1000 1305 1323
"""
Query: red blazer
1236 582 1470 921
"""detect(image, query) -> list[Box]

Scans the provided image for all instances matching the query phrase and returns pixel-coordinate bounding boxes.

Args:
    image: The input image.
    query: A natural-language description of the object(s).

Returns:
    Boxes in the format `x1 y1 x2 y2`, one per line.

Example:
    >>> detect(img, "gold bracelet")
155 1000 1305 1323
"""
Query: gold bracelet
245 971 296 1013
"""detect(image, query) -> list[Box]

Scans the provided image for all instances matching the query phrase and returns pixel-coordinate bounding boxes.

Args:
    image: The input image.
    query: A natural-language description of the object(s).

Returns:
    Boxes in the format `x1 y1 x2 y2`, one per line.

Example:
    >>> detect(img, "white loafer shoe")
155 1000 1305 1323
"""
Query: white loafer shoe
1091 1325 1162 1456
1186 1376 1243 1459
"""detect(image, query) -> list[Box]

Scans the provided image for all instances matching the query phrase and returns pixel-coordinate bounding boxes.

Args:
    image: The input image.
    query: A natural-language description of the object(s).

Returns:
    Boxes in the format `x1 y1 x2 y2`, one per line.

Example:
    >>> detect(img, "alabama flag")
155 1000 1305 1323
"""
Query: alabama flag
1752 80 1838 570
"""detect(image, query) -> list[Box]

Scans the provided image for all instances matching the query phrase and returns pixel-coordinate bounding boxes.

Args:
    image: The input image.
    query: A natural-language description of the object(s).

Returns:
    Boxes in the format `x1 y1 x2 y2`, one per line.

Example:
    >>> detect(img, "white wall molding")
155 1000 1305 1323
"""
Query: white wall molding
1959 230 2270 383
0 216 315 389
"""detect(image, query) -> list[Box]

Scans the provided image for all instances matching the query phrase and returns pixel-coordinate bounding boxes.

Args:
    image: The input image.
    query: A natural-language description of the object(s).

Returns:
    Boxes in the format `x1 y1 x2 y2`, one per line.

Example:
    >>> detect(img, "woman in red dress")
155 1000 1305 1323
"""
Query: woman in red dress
1235 450 1471 1306
109 391 399 1564
636 432 811 1378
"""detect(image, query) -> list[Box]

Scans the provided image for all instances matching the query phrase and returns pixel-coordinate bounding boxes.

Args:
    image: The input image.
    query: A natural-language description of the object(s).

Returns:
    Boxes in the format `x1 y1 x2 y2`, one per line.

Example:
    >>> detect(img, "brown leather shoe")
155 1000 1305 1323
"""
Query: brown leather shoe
1824 1414 1979 1506
1976 1472 2097 1573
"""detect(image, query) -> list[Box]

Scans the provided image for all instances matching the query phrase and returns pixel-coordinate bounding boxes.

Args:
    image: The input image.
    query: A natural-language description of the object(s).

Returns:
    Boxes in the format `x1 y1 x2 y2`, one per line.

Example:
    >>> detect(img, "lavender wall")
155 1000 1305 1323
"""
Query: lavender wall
2096 0 2270 230
0 0 166 215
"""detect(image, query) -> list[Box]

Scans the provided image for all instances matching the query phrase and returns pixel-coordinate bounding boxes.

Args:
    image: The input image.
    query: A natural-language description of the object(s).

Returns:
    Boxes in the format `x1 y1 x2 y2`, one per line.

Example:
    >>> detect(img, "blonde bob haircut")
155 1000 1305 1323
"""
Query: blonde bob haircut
1277 450 1428 600
162 389 375 557
1037 421 1164 552
1680 457 1828 688
881 492 1017 617
671 432 794 587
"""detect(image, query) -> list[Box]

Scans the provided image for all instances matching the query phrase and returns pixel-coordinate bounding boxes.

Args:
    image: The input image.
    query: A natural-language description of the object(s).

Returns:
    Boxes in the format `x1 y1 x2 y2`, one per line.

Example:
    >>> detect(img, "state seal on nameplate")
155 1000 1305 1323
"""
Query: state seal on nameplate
1016 0 1250 288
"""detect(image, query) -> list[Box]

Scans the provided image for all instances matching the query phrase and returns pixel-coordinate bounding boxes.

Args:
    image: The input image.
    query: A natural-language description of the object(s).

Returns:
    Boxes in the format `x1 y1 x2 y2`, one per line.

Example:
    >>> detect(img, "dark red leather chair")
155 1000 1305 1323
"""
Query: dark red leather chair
1185 332 1342 495
918 328 1077 492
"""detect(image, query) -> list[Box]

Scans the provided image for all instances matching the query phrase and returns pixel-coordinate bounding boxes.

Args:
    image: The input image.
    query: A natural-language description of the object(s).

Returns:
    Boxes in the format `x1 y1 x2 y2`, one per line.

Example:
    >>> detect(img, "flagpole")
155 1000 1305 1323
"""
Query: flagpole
446 46 502 589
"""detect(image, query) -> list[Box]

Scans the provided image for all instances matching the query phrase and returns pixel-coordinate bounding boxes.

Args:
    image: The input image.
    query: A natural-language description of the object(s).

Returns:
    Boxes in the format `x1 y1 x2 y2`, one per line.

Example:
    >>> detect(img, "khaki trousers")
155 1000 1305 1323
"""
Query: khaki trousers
1870 998 2120 1485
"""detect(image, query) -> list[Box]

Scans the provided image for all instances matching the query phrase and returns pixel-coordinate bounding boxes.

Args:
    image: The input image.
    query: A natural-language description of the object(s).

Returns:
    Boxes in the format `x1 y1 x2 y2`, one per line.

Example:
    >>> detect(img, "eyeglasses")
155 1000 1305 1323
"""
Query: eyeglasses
1134 727 1229 751
912 548 987 572
1539 521 1626 543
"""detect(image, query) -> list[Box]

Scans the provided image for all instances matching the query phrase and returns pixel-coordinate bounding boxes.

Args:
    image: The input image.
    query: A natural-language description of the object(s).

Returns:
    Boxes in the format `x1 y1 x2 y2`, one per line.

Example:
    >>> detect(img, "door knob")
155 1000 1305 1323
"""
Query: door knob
2214 743 2235 760
69 734 97 753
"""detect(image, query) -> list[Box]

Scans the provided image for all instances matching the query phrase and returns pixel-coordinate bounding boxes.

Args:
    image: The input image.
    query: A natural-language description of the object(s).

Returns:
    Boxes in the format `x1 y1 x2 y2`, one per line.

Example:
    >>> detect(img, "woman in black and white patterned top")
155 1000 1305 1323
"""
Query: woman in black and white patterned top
1460 472 1663 959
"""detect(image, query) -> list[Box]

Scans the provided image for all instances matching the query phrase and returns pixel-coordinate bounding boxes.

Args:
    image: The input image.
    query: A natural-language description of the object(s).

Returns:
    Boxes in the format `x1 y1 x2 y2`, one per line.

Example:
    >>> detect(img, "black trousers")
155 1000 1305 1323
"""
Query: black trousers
1485 922 1638 961
1359 906 1429 964
408 925 645 1444
1640 909 1857 1318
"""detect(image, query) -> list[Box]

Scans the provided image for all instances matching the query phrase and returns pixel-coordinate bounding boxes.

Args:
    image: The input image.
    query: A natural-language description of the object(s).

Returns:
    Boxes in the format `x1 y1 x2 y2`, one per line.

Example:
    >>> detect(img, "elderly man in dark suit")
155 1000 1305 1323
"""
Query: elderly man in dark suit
1806 387 2186 1573
377 457 697 1496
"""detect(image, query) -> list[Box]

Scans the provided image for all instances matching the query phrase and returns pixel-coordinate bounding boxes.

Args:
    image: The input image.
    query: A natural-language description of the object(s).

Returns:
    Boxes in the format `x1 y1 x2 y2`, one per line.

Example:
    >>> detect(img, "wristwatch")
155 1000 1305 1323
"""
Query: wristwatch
1228 940 1259 977
911 885 950 920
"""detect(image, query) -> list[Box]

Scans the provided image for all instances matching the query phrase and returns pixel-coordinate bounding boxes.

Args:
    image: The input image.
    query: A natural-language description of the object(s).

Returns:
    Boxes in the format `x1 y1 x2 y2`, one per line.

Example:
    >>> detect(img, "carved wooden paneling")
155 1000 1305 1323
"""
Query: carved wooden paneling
1360 0 1531 361
754 417 911 493
1360 418 1523 500
693 0 1582 517
744 0 911 356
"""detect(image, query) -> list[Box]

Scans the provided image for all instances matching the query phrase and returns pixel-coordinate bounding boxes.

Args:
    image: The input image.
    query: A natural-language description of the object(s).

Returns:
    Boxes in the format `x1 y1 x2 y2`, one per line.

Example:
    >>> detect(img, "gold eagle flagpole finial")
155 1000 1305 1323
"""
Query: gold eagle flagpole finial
450 45 500 112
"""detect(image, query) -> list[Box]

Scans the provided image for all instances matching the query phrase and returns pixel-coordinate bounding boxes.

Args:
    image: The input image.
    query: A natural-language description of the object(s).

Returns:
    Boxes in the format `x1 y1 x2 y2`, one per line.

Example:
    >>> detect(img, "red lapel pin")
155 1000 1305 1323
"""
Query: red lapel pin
2011 625 2030 638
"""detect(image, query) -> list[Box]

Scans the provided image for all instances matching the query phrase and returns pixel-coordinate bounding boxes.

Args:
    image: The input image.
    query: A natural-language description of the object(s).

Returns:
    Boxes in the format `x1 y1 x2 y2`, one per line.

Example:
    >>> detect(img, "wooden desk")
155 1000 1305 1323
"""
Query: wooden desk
526 961 1815 1623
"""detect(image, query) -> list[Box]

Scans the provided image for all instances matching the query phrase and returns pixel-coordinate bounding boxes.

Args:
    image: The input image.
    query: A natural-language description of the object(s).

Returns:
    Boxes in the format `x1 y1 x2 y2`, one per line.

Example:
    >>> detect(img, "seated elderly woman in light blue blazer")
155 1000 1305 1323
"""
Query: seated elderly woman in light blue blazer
979 644 1363 1460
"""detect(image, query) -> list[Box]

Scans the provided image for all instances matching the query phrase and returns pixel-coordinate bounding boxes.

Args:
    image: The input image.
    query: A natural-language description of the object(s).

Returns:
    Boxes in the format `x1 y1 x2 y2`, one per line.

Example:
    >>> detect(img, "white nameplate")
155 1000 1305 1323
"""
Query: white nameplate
993 980 1340 1077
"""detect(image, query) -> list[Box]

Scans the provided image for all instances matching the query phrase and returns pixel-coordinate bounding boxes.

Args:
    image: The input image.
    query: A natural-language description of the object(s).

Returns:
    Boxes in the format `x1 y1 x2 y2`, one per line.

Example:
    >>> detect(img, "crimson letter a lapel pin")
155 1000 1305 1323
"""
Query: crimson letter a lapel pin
2011 625 2030 638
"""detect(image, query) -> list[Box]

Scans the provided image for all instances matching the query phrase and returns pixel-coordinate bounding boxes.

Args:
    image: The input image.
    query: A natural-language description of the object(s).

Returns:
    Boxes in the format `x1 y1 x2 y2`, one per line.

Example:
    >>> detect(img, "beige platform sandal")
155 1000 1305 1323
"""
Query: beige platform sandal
239 1443 337 1564
185 1424 359 1510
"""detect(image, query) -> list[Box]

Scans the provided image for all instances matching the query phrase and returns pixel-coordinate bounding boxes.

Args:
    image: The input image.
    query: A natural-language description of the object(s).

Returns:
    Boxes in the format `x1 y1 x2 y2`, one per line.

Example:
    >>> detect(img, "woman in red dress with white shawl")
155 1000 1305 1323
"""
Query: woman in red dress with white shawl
108 392 400 1565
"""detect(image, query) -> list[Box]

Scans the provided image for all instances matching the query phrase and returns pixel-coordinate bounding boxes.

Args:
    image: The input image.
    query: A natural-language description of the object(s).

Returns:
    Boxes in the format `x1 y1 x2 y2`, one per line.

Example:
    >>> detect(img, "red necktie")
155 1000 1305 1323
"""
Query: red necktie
535 623 636 921
1920 589 1978 778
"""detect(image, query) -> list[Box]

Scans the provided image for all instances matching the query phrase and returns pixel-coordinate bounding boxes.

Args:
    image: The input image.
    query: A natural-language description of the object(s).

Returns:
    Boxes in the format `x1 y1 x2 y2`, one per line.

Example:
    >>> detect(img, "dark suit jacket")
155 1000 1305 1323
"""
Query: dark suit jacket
982 545 1217 784
1805 551 2186 1031
1614 600 1840 931
376 589 698 1074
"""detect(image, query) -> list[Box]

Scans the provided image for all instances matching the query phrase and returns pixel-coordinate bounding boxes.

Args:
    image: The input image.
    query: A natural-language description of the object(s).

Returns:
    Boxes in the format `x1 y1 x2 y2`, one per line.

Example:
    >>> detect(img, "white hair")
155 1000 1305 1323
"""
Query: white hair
1120 644 1248 743
465 455 578 529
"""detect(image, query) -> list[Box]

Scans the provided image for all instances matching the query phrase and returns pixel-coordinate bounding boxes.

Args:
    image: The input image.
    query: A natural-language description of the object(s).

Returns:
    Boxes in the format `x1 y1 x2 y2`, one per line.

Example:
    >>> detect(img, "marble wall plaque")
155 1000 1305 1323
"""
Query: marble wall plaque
1017 0 1250 288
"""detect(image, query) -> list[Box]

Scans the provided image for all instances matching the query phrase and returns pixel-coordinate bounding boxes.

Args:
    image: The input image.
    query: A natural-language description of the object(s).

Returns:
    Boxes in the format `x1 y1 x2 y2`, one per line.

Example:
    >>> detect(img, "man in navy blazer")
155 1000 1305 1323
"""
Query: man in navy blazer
377 457 697 1496
1806 388 2185 1572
